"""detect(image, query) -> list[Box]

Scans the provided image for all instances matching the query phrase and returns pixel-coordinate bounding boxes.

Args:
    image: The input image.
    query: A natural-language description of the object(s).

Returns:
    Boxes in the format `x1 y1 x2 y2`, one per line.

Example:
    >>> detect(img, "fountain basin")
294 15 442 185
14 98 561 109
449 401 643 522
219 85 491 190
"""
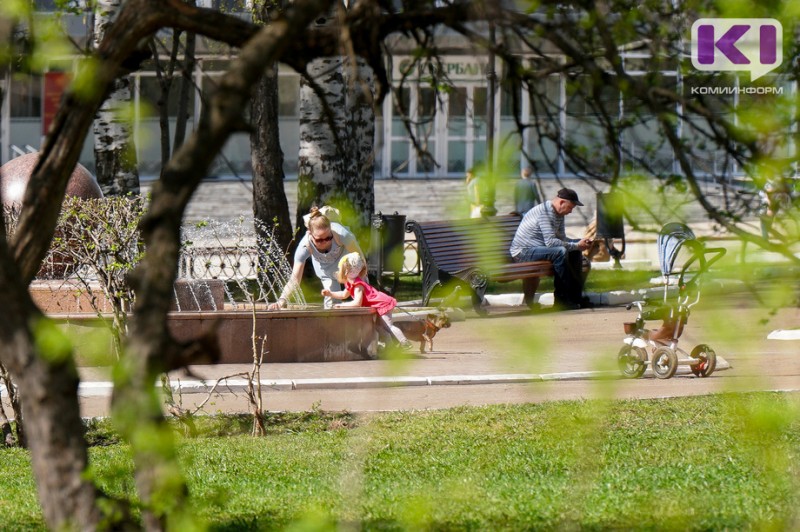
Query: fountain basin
169 308 377 363
52 307 378 365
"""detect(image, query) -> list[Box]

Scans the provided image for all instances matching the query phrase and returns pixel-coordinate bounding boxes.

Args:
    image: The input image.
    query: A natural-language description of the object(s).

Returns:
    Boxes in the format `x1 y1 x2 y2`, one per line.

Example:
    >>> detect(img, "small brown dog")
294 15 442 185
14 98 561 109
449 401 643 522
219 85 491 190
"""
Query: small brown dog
395 312 451 353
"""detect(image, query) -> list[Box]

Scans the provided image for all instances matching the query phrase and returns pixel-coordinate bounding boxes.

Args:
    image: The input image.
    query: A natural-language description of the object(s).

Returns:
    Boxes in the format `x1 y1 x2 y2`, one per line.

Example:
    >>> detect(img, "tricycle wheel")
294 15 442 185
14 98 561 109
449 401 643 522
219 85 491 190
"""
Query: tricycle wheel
690 344 717 378
617 345 647 379
651 346 678 379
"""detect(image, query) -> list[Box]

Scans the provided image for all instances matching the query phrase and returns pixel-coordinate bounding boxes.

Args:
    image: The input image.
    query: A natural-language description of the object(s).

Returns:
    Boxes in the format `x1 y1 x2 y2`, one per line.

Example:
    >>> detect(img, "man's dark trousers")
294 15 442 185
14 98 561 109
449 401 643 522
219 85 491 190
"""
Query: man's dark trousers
514 246 584 305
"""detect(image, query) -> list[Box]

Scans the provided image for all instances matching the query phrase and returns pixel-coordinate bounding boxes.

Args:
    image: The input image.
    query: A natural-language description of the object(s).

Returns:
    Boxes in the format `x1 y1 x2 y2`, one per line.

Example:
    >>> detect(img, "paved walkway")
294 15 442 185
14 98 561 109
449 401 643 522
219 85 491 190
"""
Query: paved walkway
74 303 800 417
62 178 791 417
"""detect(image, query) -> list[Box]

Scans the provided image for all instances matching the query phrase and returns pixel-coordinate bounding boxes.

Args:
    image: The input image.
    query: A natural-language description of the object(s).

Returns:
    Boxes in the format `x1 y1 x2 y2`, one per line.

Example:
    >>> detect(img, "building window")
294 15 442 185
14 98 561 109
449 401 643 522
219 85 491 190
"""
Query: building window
9 75 42 118
209 0 248 12
524 77 559 173
682 75 735 176
139 75 196 119
278 75 299 117
565 78 618 174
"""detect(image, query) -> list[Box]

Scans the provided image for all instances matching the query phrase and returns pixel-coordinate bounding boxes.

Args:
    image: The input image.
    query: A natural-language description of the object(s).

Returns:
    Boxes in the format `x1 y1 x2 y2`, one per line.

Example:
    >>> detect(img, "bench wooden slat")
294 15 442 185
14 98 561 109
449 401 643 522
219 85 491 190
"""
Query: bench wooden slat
407 214 565 311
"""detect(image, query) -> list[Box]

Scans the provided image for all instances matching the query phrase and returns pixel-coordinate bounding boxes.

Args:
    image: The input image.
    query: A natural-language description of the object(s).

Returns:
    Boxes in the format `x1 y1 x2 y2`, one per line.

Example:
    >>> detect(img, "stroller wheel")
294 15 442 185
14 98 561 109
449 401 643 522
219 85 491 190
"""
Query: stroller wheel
617 345 647 379
651 346 678 379
690 344 717 378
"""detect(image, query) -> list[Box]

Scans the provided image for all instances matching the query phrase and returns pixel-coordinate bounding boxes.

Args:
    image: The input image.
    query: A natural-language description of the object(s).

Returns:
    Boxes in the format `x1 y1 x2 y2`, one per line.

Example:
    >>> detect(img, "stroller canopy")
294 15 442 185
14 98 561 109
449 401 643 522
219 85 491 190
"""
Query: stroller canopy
657 223 698 276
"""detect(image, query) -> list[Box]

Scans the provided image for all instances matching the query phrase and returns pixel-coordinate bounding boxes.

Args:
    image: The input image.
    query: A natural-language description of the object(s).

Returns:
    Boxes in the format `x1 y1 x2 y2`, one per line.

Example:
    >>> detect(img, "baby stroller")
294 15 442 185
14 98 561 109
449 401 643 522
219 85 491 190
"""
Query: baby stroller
618 223 726 379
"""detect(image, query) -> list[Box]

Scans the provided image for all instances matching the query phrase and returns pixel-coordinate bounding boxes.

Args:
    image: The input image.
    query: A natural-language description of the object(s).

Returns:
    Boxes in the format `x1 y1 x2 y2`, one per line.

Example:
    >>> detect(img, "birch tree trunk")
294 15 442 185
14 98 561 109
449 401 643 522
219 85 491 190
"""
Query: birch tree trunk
92 0 140 196
297 53 376 238
298 56 345 229
340 58 376 233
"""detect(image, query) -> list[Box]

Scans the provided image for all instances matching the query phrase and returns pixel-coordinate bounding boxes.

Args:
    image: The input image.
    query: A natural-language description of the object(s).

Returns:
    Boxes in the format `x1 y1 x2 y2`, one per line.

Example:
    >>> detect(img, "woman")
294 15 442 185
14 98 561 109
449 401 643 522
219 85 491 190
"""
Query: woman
268 206 364 309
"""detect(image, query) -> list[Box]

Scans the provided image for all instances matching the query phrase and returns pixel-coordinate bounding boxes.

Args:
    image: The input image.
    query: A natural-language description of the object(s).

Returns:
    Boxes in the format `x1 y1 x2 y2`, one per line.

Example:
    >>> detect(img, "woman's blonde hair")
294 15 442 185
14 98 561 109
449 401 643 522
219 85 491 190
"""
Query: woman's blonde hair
336 252 366 284
306 206 331 232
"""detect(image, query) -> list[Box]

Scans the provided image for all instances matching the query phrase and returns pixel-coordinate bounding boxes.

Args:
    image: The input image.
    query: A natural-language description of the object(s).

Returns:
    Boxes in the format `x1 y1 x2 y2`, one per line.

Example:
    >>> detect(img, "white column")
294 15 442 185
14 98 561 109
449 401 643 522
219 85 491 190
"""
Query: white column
1 71 9 164
381 89 392 177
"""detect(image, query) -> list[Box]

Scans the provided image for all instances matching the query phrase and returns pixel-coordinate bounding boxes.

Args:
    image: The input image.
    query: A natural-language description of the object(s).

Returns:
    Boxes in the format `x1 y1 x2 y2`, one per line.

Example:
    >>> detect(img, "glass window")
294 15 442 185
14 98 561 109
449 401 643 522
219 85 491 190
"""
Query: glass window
500 82 517 118
391 87 410 136
448 141 466 173
34 0 58 10
565 78 617 173
10 75 42 118
391 141 410 174
418 146 436 173
417 87 436 144
473 140 486 167
621 75 676 175
473 87 487 137
448 87 467 136
139 75 196 118
278 75 299 116
419 88 435 121
200 59 231 74
211 0 247 12
682 74 736 176
34 0 86 11
527 76 561 171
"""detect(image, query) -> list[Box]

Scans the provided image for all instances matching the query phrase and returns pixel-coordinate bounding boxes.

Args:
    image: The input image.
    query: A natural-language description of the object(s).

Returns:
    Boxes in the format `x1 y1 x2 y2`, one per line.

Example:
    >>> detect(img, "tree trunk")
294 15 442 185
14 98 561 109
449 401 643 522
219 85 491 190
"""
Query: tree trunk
297 54 375 240
6 1 332 527
251 61 295 252
0 250 105 528
339 58 375 234
173 24 196 152
92 0 141 196
297 56 346 230
250 0 294 253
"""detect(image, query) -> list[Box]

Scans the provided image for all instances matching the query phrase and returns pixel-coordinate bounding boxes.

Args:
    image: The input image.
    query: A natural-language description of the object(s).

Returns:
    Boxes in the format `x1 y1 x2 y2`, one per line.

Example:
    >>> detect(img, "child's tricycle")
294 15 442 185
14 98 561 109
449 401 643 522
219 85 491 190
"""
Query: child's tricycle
618 223 726 379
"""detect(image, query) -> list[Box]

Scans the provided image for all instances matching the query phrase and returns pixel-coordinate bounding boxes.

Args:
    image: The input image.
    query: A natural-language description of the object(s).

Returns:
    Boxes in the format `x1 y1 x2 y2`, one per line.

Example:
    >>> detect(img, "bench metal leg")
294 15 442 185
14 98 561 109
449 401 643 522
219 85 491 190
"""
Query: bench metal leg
523 278 540 309
466 270 489 316
422 280 442 307
470 286 488 315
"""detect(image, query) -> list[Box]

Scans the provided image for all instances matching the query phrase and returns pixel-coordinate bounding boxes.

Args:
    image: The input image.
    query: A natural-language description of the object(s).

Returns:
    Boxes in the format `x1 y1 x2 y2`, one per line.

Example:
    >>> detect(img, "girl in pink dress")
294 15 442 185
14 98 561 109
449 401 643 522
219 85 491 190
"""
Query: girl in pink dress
322 252 412 349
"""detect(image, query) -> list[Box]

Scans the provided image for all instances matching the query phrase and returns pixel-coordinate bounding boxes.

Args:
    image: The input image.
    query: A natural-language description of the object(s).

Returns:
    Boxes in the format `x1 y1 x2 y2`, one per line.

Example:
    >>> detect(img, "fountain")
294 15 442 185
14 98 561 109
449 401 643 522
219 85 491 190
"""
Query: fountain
167 219 377 363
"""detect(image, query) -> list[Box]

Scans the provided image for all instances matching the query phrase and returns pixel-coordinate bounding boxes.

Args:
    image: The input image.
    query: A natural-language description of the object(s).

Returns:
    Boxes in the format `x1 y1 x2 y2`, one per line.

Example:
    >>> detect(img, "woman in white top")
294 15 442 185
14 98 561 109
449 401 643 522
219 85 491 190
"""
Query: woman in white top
268 206 364 309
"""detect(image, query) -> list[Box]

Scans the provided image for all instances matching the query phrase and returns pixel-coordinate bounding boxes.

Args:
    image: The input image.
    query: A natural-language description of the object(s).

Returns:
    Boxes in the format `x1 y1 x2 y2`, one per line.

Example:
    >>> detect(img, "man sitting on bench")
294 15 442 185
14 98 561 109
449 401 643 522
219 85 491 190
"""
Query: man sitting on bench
510 188 593 310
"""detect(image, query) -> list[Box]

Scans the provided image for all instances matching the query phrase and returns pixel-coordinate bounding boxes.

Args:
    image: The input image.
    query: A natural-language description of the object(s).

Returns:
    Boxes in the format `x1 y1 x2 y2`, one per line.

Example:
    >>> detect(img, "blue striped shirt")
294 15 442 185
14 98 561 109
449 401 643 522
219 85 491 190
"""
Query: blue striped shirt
510 200 578 258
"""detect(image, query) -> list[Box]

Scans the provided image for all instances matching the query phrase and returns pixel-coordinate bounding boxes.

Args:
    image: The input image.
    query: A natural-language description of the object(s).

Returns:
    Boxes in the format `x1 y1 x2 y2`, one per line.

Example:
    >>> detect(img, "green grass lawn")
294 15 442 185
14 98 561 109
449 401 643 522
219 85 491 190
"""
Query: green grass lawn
4 392 800 529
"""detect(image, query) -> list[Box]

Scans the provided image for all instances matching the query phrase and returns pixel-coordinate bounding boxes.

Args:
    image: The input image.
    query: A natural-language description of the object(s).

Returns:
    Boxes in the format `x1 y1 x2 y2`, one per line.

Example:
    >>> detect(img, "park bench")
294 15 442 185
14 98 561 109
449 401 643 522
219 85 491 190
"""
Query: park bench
406 214 555 313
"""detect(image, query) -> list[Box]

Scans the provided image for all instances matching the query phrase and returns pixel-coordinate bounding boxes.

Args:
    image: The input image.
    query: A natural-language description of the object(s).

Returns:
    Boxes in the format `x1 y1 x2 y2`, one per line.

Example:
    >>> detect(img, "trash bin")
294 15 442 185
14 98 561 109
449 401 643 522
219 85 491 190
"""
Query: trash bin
596 192 624 239
368 211 406 293
596 192 626 268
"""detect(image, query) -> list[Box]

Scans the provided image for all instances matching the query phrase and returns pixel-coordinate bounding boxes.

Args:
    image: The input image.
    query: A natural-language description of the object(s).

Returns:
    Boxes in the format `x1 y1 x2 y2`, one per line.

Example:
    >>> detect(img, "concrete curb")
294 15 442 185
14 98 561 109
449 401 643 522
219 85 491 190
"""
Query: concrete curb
61 358 731 397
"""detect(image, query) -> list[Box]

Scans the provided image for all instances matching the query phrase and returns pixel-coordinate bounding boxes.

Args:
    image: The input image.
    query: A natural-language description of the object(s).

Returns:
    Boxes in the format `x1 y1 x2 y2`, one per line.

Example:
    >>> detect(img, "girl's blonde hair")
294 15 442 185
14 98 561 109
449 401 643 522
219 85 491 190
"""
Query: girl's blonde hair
336 252 366 284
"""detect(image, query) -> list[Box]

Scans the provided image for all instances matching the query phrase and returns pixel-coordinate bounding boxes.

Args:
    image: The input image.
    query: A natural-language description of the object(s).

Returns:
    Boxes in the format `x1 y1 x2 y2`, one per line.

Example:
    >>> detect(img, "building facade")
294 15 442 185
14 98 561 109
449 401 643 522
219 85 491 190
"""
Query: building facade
1 2 774 183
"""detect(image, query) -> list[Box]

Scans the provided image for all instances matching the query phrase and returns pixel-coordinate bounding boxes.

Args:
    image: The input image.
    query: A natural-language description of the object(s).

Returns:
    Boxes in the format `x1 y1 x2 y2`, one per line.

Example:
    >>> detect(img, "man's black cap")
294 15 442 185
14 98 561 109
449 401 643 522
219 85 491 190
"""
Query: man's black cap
557 188 584 206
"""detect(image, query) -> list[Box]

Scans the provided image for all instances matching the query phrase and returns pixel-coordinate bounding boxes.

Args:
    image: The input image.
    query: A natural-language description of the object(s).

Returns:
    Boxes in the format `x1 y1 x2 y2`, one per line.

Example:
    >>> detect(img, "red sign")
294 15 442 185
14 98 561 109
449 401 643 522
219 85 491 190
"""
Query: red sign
42 72 71 135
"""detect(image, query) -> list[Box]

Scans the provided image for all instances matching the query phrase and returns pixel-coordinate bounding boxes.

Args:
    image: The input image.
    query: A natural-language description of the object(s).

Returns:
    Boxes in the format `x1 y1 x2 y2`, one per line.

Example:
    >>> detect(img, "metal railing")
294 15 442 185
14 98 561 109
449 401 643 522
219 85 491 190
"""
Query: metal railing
178 239 421 281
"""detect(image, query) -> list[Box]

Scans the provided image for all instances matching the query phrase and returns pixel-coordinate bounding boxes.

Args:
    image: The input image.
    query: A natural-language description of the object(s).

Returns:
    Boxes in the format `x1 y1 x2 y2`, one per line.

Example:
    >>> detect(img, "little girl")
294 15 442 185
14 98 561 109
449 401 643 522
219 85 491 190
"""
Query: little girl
322 252 412 350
